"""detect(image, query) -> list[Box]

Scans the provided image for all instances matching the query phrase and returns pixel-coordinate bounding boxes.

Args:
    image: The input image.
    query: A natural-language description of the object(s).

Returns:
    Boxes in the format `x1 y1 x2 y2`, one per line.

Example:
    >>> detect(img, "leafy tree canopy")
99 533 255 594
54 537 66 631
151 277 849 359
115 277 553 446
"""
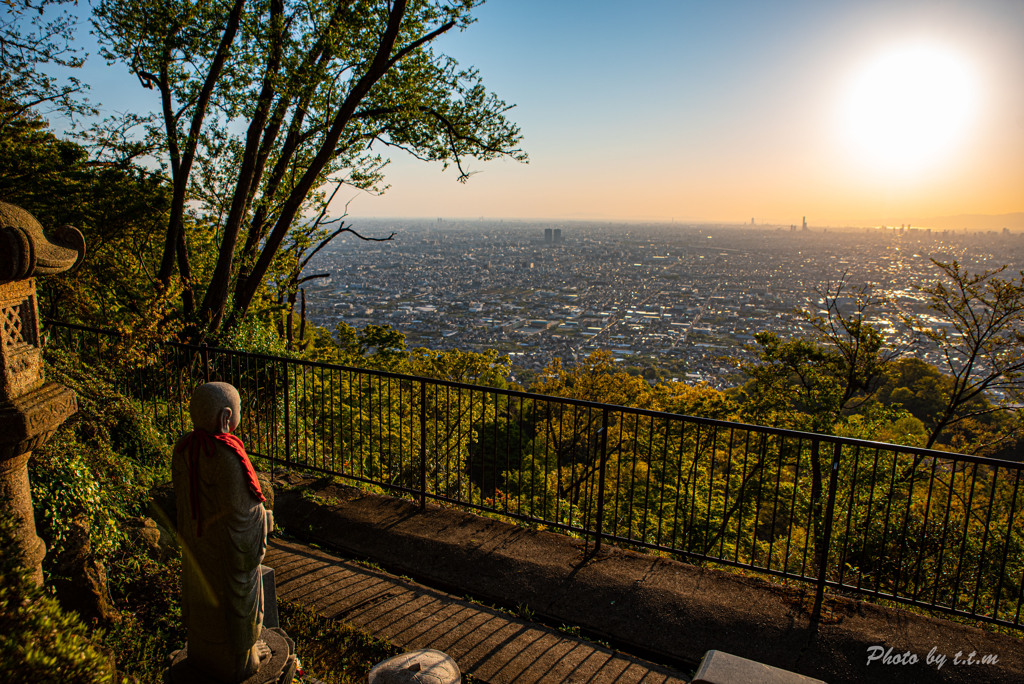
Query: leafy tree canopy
532 351 663 411
738 281 895 434
0 0 92 126
0 110 176 338
90 0 527 338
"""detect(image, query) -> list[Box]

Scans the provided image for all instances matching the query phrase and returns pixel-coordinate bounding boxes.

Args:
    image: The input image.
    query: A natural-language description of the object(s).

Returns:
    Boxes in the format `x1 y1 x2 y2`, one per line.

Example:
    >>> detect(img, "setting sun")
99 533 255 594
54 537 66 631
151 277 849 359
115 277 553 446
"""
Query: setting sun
840 42 979 180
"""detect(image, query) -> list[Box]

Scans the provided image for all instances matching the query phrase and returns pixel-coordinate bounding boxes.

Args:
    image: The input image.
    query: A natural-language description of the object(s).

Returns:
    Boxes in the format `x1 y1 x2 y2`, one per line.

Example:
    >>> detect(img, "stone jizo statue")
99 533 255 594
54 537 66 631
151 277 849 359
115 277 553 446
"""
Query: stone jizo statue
172 382 272 682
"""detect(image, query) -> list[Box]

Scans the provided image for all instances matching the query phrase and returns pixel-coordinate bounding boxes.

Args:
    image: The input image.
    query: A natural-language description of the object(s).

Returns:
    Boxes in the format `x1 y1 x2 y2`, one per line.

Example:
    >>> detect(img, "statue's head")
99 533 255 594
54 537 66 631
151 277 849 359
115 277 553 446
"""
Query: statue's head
189 382 242 434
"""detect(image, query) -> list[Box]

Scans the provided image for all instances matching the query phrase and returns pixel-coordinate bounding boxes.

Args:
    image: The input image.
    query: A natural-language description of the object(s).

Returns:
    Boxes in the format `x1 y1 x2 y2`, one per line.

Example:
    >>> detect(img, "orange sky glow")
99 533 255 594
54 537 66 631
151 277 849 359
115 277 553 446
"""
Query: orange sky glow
342 1 1024 229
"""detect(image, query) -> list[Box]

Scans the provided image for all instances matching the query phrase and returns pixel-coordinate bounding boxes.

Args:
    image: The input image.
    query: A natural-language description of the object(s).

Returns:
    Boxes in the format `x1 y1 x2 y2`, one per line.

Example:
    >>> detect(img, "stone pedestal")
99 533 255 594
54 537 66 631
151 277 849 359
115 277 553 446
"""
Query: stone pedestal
164 563 289 684
166 627 298 684
0 453 47 584
261 566 279 629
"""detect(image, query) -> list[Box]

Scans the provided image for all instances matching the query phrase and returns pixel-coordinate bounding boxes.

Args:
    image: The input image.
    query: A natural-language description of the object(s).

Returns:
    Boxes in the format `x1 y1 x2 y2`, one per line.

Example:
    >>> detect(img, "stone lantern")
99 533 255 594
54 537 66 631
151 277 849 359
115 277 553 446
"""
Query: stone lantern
0 202 85 585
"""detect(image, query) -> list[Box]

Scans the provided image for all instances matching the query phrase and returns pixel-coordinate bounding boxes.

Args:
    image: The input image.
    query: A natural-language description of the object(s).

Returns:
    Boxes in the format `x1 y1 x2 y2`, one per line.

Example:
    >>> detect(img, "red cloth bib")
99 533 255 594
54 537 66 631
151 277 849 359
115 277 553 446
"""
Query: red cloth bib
177 430 266 536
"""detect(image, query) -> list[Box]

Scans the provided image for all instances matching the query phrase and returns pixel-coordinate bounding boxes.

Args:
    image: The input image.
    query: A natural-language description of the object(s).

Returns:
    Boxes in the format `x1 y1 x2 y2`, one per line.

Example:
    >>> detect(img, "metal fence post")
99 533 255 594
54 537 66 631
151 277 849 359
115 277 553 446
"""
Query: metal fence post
283 361 291 467
593 408 610 552
812 441 842 625
419 380 427 510
201 343 210 383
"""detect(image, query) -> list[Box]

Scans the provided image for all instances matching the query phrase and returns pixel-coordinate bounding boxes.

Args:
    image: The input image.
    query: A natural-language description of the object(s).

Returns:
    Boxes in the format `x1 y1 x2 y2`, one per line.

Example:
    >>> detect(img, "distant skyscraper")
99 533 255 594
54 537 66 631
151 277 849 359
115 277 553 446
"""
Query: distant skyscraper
553 228 563 244
544 228 553 243
802 216 808 231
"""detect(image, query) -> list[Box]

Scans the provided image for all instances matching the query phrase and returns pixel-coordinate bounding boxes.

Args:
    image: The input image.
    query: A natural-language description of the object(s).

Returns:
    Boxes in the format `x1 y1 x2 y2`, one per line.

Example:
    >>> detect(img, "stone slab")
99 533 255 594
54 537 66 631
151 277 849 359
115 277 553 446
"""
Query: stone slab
0 381 77 459
692 650 826 684
261 565 279 629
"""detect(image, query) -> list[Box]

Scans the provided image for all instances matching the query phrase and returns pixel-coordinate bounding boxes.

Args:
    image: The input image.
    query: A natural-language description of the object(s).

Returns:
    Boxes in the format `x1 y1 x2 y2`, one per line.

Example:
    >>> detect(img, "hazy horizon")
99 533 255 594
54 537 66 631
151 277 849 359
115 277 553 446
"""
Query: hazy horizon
348 212 1024 233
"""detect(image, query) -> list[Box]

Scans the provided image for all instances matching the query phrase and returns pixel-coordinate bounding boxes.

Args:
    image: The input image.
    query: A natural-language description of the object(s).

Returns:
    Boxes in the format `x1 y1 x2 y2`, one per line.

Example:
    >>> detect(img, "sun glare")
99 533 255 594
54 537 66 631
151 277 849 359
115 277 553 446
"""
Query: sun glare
840 42 978 179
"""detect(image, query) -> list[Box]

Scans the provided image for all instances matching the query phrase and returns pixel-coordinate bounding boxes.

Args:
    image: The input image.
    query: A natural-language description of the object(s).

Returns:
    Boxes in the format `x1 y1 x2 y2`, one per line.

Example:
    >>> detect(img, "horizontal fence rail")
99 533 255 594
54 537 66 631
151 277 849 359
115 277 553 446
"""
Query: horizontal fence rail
47 321 1024 630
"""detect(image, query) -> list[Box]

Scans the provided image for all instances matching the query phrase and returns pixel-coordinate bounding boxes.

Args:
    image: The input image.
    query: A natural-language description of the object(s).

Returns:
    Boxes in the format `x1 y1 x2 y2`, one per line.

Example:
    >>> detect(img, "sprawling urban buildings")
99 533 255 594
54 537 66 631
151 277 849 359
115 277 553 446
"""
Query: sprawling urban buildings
302 219 1024 387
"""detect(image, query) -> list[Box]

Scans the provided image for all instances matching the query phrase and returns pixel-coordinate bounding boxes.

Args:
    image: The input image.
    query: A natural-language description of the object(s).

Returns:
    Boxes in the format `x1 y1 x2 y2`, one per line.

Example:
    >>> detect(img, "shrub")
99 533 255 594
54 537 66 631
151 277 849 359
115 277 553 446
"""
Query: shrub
32 348 170 565
0 518 116 683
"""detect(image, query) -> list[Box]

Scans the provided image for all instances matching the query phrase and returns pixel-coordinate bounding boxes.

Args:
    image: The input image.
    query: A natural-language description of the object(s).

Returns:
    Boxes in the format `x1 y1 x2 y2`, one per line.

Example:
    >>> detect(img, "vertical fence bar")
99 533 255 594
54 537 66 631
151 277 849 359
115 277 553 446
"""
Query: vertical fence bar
419 380 427 510
801 439 820 577
994 468 1021 621
812 441 842 625
201 344 210 383
282 361 291 467
594 408 610 553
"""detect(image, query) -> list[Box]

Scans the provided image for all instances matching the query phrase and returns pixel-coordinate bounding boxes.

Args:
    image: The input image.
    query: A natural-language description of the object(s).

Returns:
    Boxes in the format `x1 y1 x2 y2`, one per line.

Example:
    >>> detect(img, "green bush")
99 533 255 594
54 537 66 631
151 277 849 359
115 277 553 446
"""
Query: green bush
101 550 184 681
0 518 115 683
32 348 170 565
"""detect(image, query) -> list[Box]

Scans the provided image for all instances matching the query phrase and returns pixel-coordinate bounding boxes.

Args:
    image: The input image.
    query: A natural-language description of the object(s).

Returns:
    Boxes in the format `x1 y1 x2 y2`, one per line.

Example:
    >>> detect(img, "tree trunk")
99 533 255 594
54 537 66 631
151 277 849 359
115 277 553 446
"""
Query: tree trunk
200 0 284 332
157 0 247 286
226 0 413 330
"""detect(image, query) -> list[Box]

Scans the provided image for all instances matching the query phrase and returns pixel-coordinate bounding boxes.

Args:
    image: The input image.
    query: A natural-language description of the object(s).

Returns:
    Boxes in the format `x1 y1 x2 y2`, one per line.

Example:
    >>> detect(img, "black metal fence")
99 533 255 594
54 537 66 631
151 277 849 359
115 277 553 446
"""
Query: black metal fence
48 321 1024 630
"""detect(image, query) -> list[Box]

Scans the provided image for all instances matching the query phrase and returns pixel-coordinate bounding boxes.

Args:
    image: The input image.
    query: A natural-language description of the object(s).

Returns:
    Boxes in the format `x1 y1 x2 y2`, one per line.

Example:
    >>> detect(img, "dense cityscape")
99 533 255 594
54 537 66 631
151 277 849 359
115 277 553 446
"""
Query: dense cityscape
302 219 1024 387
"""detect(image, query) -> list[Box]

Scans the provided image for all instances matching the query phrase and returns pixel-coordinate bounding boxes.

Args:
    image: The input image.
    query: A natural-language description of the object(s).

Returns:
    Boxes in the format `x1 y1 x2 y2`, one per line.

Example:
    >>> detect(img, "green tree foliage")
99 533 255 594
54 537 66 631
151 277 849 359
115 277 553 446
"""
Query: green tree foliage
739 281 894 434
0 0 91 125
875 358 952 427
532 351 661 410
224 320 514 502
91 0 527 337
510 352 758 545
0 114 176 337
327 321 411 370
520 352 658 521
873 357 1013 454
32 348 170 566
741 332 851 432
734 266 1024 457
655 380 737 421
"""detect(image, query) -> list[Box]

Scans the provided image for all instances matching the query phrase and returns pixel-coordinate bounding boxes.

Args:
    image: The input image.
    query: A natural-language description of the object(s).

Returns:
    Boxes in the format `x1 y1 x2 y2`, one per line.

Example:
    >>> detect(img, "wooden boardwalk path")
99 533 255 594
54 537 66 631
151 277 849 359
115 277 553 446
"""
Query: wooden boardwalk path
266 538 691 684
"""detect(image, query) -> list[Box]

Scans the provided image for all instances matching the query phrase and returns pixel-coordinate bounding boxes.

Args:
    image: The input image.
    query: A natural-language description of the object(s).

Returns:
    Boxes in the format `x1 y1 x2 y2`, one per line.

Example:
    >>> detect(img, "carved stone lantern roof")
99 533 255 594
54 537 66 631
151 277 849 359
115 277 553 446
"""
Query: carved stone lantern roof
0 201 86 282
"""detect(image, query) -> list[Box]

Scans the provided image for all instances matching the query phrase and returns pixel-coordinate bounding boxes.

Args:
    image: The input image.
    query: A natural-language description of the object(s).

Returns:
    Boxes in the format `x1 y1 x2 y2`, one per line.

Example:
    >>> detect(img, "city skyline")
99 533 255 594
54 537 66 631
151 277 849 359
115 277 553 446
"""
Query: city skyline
302 219 1024 386
62 0 1024 227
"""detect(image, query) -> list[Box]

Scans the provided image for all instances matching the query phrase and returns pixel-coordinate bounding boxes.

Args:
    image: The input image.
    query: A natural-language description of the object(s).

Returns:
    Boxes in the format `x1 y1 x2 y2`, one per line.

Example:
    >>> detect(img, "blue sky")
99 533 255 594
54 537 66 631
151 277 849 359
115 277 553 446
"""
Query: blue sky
63 0 1024 225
